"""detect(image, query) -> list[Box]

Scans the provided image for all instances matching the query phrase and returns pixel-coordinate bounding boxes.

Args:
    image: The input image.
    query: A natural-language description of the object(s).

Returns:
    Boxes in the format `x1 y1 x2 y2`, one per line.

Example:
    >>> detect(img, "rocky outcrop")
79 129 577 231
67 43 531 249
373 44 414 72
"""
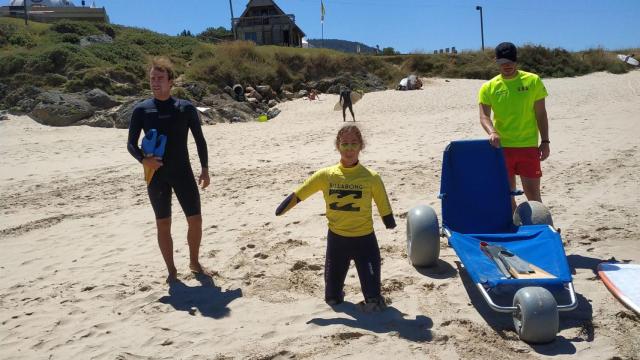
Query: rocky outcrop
4 86 43 114
201 93 264 123
303 72 386 94
2 70 388 128
30 91 94 126
75 97 144 128
85 88 120 109
79 34 113 47
0 110 8 121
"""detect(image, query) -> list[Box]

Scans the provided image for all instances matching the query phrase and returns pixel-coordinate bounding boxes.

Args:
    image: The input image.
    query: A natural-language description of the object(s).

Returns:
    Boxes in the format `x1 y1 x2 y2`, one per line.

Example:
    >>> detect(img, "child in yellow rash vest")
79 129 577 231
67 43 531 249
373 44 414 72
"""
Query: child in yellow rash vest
275 124 396 310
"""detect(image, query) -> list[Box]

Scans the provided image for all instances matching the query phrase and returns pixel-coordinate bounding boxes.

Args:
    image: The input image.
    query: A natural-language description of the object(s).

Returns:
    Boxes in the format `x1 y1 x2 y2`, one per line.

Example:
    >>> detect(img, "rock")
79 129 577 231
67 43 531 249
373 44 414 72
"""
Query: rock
79 34 113 47
245 86 255 93
113 98 145 129
217 106 253 123
267 99 278 108
85 88 120 109
295 90 308 98
248 89 262 102
266 107 281 119
183 82 208 101
223 85 233 96
196 107 226 125
2 86 42 112
30 91 94 126
326 84 341 94
76 110 116 128
0 110 8 121
15 98 39 113
256 85 272 97
0 82 7 100
282 90 294 100
201 93 234 107
247 97 259 104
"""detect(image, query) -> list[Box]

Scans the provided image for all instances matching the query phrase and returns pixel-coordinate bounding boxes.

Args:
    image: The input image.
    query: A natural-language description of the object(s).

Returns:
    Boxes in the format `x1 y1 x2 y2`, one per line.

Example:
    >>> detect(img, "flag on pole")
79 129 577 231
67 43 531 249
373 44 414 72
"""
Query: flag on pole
321 0 325 23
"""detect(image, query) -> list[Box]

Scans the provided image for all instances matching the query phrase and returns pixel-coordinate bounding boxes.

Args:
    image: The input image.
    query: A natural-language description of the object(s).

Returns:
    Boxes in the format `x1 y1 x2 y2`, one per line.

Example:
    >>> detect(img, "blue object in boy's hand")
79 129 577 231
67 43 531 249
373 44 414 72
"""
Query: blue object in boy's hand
141 129 158 155
141 129 167 157
154 135 167 157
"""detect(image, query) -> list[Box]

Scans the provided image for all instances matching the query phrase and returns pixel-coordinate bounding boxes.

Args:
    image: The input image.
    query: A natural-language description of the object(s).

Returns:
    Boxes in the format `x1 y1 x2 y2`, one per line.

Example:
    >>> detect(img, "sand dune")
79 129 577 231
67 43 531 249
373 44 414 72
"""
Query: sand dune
1 71 639 359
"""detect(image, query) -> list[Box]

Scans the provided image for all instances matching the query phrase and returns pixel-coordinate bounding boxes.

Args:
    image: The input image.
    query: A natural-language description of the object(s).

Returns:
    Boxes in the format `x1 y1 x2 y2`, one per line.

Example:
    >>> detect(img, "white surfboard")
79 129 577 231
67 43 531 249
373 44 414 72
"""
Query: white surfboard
617 54 639 66
598 263 640 314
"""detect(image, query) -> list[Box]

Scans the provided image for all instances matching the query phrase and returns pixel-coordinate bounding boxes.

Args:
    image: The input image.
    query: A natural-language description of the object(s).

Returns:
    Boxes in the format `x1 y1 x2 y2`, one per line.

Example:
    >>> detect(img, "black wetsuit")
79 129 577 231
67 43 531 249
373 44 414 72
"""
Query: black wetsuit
127 97 208 219
325 230 381 303
340 88 353 108
339 88 354 121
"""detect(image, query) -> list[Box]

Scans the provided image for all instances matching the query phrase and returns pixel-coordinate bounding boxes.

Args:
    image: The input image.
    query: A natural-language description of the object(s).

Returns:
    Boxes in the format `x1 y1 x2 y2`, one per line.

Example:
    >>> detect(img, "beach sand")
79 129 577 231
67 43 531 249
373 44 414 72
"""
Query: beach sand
1 71 639 359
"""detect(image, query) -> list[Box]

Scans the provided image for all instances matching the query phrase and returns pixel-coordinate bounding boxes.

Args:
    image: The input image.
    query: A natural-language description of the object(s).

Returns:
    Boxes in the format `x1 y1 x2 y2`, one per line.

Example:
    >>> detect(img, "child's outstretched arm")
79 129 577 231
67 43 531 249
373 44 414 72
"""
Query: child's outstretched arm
275 193 301 216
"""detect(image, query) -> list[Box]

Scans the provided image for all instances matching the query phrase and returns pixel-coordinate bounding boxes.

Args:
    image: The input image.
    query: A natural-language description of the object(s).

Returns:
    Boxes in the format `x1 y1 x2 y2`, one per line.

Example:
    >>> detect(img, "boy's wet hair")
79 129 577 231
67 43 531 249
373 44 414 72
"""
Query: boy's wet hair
335 124 365 150
149 56 176 80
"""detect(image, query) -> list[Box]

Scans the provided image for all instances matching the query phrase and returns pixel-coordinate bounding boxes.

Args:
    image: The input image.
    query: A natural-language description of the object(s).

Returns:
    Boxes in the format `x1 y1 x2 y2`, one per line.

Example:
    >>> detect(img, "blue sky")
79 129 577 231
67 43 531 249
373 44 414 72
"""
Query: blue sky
18 0 640 53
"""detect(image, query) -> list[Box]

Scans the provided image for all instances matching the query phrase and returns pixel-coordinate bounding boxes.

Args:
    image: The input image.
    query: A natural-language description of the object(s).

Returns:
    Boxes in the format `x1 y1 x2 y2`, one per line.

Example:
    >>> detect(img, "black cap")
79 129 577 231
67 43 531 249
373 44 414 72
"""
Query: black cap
495 42 517 64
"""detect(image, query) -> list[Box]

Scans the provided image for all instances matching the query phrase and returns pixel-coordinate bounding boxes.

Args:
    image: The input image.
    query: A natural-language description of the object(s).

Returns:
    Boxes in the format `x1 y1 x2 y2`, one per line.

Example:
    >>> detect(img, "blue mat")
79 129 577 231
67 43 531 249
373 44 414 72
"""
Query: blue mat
440 140 572 289
449 225 572 288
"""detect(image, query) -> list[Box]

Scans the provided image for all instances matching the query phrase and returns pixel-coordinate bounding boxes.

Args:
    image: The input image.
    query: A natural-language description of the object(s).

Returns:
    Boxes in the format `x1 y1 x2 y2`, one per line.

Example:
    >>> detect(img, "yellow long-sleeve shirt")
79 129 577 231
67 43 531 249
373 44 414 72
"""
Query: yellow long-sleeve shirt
295 163 394 237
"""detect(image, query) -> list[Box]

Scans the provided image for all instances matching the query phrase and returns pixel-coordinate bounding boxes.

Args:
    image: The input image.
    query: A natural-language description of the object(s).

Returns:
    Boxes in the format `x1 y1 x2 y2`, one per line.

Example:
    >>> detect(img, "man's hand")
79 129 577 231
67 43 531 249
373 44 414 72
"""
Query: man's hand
539 143 550 161
489 131 501 148
142 156 163 170
199 169 210 189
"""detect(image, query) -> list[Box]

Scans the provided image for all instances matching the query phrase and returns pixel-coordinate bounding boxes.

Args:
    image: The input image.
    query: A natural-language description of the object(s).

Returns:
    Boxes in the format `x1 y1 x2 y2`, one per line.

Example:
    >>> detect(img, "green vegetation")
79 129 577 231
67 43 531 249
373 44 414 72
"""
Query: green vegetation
0 16 635 110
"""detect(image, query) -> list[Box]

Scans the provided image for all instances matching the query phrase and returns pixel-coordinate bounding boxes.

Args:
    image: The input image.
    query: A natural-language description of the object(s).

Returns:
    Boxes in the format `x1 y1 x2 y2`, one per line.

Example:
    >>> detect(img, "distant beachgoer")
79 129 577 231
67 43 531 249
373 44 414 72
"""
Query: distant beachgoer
127 57 210 283
478 42 551 211
308 89 320 100
339 85 355 122
275 124 396 311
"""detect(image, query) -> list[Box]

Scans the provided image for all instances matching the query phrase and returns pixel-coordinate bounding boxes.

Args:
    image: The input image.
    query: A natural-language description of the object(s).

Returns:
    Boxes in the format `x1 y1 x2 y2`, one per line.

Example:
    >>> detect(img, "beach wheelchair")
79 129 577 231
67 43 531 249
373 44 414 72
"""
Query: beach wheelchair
406 139 577 343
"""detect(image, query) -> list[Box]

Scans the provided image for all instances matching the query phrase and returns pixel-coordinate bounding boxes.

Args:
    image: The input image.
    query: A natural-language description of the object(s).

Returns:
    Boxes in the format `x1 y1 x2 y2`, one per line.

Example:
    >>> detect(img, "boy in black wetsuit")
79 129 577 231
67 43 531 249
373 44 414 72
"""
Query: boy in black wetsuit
339 85 355 122
127 57 210 283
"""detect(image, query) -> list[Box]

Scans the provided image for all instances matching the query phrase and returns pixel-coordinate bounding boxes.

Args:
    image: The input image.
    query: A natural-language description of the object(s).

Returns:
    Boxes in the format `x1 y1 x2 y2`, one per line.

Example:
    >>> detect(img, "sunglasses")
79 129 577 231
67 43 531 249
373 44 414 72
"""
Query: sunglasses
339 143 361 151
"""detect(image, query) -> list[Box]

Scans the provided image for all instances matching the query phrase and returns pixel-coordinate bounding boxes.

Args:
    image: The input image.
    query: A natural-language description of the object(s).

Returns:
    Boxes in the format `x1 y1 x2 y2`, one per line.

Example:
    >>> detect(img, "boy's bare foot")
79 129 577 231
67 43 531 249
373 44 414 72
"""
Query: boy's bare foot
166 270 178 284
189 262 208 275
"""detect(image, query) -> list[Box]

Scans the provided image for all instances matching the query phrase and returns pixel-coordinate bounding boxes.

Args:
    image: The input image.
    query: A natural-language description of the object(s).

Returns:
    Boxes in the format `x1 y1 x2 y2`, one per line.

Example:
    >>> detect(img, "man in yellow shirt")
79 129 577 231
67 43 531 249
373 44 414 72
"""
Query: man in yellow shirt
478 42 551 210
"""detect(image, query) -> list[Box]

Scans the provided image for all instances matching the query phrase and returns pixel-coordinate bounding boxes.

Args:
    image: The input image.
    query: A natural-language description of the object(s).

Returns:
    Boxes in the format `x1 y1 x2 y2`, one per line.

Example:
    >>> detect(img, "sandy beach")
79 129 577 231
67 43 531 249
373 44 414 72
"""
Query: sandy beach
1 71 639 359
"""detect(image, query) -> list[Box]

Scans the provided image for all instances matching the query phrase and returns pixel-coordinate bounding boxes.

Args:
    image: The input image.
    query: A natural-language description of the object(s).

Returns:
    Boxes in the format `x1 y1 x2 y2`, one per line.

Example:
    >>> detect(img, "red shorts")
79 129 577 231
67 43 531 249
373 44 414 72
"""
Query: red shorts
502 147 542 178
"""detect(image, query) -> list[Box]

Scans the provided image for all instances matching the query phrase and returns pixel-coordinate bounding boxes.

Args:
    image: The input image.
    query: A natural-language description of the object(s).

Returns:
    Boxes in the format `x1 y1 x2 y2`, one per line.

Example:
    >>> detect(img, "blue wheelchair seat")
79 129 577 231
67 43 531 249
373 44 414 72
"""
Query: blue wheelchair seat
440 140 571 288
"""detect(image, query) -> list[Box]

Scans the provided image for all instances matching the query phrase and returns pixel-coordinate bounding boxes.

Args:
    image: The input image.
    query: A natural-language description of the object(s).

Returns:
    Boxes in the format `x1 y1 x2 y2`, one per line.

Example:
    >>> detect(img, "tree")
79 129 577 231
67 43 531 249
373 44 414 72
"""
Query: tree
382 47 399 55
197 27 233 43
178 29 194 37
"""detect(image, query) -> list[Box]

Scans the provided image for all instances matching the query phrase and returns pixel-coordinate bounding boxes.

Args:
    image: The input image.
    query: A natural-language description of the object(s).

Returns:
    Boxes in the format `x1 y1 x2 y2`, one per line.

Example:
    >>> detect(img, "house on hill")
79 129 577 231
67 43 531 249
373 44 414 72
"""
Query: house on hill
0 0 109 23
233 0 305 47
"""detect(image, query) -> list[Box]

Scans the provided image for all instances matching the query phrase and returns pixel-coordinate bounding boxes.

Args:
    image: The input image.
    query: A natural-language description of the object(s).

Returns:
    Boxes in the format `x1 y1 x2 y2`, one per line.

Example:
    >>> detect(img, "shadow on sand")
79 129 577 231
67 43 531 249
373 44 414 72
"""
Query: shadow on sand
307 301 433 342
413 258 458 279
159 273 242 319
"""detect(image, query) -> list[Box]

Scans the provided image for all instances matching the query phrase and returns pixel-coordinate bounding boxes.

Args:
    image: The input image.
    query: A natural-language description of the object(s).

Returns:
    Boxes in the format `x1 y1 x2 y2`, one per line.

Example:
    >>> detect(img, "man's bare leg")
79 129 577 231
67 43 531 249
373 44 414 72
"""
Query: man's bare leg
156 217 177 282
521 176 542 202
186 214 204 273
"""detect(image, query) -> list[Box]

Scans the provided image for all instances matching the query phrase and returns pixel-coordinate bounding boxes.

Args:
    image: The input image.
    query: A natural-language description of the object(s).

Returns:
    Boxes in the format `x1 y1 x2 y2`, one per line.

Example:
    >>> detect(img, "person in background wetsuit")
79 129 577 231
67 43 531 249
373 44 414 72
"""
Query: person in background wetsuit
339 84 355 122
127 57 210 283
275 124 396 311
